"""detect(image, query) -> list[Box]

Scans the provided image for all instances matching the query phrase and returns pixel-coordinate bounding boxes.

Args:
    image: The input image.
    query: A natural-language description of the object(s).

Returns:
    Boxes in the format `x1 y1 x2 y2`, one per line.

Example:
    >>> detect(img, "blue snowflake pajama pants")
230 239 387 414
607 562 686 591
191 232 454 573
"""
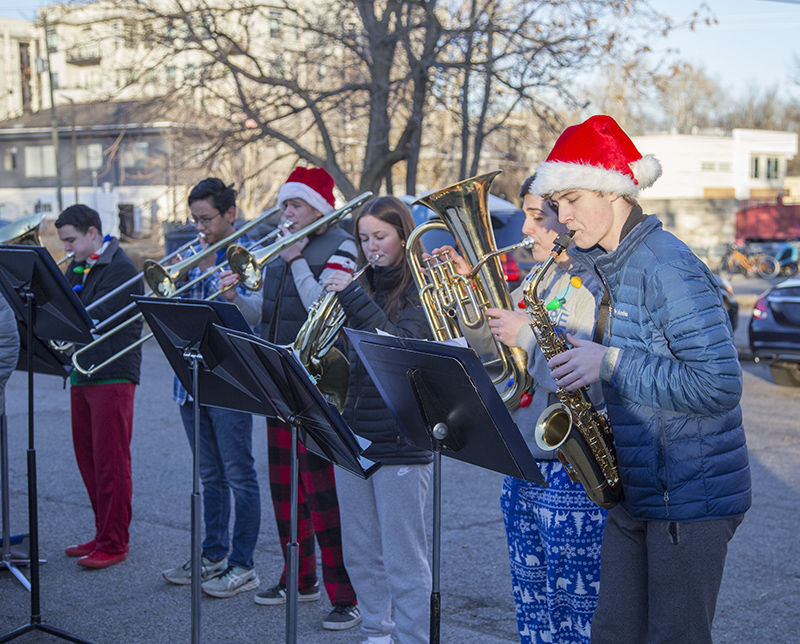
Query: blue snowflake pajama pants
501 461 608 644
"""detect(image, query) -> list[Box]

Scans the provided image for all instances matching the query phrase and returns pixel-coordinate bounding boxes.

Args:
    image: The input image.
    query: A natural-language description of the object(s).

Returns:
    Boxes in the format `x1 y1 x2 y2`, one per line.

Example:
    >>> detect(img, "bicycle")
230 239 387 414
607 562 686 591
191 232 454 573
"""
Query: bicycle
718 246 780 279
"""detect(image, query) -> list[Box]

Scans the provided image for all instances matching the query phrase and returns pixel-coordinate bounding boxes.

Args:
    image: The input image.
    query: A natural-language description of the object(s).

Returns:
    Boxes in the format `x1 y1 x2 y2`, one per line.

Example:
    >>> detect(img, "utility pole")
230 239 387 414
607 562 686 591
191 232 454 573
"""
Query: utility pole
42 13 63 213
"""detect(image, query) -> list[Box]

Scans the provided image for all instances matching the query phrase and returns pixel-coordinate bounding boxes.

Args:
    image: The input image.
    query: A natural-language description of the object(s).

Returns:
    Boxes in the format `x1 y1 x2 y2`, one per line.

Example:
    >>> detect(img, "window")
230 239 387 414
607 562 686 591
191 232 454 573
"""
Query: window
750 155 760 179
269 10 283 38
3 147 18 171
76 144 103 170
719 162 731 172
701 162 715 171
184 63 196 80
166 66 177 82
121 142 149 169
767 157 780 179
24 145 56 177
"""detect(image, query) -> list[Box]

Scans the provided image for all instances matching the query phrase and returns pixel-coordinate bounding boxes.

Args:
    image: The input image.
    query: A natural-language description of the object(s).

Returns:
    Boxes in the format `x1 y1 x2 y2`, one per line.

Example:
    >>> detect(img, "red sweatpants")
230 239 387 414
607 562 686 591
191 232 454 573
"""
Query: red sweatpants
70 382 135 554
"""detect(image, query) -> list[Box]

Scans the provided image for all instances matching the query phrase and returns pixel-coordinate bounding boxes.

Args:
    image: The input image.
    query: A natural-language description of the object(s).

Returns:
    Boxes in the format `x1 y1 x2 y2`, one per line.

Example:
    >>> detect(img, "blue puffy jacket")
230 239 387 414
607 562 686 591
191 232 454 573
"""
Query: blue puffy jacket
574 213 751 521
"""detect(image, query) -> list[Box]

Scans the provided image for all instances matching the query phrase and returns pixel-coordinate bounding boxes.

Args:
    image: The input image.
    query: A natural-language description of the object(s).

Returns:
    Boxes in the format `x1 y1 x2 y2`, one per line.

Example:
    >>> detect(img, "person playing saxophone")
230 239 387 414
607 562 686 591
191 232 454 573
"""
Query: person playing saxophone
430 175 607 644
535 115 750 644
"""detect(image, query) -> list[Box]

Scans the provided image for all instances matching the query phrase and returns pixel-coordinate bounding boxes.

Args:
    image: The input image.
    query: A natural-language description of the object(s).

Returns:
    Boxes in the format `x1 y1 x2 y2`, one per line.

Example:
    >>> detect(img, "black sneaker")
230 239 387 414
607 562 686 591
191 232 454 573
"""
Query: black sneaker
254 581 321 605
322 604 361 631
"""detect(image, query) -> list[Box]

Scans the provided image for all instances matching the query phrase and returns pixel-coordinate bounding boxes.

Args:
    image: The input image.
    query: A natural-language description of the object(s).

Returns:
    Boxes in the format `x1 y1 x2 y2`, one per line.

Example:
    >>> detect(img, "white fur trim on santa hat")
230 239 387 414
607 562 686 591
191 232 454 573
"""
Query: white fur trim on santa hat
532 154 662 198
278 182 334 215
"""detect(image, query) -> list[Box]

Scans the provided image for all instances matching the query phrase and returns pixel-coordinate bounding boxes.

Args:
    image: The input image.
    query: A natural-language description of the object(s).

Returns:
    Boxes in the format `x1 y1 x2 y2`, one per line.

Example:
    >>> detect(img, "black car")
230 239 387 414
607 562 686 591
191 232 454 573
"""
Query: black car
748 276 800 386
714 274 739 333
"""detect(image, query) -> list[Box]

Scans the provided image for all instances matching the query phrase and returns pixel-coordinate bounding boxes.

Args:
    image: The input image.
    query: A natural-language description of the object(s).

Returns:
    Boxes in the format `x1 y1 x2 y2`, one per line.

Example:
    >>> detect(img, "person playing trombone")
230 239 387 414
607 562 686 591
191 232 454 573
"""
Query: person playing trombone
161 178 263 598
57 204 144 569
254 166 362 632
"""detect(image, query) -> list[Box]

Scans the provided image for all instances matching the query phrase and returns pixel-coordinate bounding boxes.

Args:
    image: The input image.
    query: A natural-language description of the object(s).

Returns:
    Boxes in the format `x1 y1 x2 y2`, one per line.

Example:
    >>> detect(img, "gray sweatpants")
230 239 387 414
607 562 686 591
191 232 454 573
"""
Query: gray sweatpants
336 462 432 644
591 507 744 644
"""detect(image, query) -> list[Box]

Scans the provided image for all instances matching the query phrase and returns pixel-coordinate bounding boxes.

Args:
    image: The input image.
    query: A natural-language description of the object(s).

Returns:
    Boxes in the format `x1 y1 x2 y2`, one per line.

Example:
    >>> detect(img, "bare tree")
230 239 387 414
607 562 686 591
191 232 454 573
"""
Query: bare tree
54 0 707 200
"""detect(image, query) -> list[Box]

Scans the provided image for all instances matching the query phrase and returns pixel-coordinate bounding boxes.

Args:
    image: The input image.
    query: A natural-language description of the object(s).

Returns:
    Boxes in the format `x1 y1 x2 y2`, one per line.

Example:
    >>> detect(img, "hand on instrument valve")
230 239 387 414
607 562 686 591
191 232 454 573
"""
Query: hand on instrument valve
323 269 353 293
424 244 471 276
279 221 309 264
547 334 607 391
217 269 240 302
486 307 528 348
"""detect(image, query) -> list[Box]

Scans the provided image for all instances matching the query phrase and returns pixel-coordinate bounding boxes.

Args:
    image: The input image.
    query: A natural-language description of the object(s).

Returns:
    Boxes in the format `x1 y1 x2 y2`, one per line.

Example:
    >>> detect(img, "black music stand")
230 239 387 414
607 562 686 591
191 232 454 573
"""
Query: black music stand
219 328 379 644
0 246 95 644
135 296 267 644
345 328 544 644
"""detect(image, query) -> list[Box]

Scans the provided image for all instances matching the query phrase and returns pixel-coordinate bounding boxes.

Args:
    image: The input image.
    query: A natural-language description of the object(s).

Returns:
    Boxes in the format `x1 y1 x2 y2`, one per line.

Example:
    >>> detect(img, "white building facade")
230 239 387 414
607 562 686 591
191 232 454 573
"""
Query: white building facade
631 128 798 201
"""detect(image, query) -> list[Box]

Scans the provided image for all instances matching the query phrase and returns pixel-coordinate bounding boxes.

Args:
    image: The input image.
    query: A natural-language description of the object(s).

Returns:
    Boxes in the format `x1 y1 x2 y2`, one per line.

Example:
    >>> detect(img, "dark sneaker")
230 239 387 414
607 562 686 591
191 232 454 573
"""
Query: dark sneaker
201 565 260 598
323 604 361 631
254 581 321 605
162 556 228 585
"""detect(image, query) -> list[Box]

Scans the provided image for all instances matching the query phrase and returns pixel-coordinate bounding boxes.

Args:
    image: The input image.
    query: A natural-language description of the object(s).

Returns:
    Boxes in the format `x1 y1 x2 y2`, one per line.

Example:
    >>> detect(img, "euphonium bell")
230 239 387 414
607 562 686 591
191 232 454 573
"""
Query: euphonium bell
405 171 533 411
0 213 47 246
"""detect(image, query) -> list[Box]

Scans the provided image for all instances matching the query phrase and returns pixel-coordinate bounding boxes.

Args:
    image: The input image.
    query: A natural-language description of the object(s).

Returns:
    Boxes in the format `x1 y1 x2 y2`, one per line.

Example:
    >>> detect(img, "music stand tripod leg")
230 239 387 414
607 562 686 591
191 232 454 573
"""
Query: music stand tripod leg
184 349 204 644
285 416 300 644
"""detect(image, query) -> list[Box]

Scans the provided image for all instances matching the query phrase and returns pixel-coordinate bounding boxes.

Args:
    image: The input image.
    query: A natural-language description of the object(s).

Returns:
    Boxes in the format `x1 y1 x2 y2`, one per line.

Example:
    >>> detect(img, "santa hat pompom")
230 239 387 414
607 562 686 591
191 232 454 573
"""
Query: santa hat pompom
278 166 336 215
531 115 661 198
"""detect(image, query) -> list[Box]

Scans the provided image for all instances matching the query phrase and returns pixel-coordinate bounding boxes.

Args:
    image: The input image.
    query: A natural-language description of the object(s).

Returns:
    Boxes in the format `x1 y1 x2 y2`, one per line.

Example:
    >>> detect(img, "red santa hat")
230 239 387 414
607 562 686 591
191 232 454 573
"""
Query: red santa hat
531 115 661 198
278 166 336 215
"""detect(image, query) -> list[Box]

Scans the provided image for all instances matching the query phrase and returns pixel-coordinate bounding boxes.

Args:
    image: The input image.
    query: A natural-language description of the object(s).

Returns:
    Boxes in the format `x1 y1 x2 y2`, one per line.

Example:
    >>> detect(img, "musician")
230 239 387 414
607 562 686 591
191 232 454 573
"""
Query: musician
533 115 750 644
56 204 144 569
433 179 607 644
254 166 362 632
323 196 432 644
162 178 263 598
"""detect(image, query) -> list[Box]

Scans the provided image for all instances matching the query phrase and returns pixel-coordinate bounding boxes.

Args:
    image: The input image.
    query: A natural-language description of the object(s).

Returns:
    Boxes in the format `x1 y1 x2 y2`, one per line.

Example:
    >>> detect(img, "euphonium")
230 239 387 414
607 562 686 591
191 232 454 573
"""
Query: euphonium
406 170 532 410
523 232 622 510
0 213 46 245
292 261 373 410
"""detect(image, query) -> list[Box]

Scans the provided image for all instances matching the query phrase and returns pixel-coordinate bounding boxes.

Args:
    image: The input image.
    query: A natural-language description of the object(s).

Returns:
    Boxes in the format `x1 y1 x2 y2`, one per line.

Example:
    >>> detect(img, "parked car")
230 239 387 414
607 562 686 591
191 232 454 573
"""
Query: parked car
714 274 739 332
749 276 800 386
400 194 529 289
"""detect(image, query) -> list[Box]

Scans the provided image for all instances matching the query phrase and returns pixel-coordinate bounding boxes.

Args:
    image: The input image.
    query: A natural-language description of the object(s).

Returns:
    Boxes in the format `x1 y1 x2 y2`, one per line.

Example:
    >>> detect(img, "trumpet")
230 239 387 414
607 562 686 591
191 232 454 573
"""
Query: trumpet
226 192 373 290
143 205 282 297
405 171 533 411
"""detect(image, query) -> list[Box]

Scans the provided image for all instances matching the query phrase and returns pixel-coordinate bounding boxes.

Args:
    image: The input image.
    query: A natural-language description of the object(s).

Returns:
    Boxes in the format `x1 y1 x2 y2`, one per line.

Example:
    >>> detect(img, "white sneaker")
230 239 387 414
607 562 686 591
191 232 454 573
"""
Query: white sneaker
201 565 260 598
362 636 393 644
162 556 228 585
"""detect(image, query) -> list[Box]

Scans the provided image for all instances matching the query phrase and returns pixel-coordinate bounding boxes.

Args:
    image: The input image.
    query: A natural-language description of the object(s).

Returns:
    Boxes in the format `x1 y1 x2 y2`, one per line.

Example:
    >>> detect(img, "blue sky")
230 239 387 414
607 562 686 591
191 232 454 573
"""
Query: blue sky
2 0 798 98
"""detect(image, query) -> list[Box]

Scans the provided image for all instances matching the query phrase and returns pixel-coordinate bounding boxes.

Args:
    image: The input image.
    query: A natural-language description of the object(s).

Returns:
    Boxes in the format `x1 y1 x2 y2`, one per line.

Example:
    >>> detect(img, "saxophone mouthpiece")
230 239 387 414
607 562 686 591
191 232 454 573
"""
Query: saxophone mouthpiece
551 231 574 256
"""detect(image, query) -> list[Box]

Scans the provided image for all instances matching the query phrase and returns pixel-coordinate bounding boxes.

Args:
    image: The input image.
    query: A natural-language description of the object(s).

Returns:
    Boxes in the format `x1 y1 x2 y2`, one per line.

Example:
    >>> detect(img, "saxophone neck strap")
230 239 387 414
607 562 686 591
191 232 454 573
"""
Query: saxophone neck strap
593 287 611 345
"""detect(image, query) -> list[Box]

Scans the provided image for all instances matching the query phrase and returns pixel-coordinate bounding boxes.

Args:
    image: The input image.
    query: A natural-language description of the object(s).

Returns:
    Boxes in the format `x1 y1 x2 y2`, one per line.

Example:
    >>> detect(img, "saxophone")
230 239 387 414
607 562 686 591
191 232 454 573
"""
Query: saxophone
523 232 622 510
292 261 372 411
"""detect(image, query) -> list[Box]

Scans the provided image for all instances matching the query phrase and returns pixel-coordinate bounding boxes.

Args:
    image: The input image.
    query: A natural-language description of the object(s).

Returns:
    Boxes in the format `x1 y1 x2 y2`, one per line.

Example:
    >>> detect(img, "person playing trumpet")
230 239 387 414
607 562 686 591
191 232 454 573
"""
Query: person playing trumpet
161 178 263 598
57 204 144 569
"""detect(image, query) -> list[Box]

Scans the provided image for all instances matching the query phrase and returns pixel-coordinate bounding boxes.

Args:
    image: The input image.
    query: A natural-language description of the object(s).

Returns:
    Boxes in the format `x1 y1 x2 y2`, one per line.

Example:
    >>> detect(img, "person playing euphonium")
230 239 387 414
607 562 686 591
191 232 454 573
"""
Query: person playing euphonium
431 176 608 644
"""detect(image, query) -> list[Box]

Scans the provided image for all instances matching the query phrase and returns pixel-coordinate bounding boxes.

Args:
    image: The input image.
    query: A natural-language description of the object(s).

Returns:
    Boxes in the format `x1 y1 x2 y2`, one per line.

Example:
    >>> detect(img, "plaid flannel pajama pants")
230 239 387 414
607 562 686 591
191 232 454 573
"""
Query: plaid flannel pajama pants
267 419 356 606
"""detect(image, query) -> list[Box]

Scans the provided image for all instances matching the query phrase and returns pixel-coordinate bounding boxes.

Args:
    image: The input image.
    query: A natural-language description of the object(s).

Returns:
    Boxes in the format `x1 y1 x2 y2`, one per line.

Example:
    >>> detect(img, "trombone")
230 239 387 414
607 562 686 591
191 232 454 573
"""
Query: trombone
69 211 282 377
70 195 366 378
143 205 282 297
226 192 373 290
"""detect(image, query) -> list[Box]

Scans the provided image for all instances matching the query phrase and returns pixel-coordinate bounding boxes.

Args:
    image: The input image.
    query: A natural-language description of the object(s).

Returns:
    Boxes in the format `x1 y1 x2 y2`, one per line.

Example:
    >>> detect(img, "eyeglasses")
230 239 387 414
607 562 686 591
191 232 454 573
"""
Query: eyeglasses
192 212 222 227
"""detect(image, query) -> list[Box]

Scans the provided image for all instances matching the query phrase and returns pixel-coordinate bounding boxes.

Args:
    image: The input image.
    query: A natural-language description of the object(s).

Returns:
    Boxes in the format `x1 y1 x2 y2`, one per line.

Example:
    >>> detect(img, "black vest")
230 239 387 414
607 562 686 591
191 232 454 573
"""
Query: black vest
260 224 353 344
